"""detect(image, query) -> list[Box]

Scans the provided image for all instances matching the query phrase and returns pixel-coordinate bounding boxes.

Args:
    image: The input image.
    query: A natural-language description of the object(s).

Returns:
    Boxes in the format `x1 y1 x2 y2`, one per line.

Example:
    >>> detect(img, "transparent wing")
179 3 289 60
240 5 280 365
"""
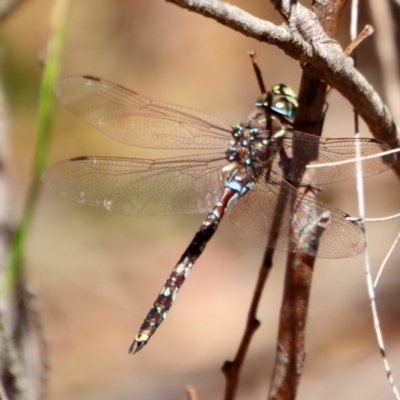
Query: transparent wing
275 132 396 184
44 153 227 215
230 175 365 258
55 76 232 149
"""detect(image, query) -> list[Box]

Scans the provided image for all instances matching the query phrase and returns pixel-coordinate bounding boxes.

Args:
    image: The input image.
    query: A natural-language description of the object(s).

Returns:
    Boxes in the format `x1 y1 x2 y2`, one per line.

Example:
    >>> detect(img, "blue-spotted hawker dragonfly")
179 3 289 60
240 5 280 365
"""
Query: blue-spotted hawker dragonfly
44 76 396 353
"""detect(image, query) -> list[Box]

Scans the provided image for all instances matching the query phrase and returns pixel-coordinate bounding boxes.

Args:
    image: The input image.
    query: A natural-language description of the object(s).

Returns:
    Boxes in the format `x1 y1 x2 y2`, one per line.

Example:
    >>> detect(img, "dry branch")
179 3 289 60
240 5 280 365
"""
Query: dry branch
166 0 400 177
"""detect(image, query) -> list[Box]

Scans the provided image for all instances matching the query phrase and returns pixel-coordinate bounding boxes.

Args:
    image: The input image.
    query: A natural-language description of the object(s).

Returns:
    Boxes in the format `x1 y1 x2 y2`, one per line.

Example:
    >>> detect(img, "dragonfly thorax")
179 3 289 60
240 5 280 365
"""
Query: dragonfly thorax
226 121 285 175
225 84 299 175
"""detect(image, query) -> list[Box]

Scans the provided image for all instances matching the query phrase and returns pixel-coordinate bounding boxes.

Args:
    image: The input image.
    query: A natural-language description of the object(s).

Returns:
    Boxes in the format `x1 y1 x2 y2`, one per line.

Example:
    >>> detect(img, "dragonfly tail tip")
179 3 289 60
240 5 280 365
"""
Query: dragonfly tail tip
128 339 147 355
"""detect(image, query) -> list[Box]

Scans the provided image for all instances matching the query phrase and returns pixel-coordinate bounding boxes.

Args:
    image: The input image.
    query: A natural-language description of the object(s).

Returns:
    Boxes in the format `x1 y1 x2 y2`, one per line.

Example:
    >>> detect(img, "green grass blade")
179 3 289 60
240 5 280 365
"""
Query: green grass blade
2 0 70 298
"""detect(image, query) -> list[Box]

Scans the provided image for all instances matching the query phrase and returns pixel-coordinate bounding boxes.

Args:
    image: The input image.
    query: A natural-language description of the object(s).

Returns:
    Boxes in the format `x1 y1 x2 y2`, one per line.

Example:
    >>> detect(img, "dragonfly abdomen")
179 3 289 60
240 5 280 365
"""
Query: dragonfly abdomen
129 171 254 353
128 200 227 354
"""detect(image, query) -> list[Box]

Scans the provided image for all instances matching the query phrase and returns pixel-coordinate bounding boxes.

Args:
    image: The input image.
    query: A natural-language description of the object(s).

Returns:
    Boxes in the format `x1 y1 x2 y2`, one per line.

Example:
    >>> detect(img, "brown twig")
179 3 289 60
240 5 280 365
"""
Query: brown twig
326 25 374 96
166 0 400 178
222 248 273 400
267 2 346 398
266 73 326 399
268 253 316 399
344 24 374 57
186 385 198 400
248 48 266 94
312 0 347 38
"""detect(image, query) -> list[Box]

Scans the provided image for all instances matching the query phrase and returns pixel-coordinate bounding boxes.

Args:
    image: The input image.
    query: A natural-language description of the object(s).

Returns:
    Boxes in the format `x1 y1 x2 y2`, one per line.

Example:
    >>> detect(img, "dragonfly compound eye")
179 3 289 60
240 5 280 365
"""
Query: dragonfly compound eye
255 84 299 119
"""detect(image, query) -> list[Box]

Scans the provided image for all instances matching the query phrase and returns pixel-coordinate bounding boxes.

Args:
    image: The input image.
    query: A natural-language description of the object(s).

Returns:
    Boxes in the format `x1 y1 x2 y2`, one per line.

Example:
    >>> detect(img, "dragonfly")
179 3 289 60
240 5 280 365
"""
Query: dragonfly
44 75 396 354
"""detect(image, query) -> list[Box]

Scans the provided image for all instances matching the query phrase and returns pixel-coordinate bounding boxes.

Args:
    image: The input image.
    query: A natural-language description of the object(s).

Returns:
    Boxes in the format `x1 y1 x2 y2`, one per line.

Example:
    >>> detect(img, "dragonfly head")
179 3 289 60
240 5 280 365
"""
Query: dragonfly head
255 84 298 120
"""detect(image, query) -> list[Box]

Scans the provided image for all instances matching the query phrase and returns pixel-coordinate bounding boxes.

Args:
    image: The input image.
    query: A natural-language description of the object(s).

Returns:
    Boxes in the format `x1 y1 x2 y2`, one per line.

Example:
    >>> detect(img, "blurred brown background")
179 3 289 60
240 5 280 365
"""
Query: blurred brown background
1 0 400 399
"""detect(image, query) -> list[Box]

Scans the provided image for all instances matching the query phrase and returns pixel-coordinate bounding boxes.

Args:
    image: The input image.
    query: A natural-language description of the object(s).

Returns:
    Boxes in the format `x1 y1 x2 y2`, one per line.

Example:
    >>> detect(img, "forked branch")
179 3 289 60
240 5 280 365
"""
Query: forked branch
166 0 400 177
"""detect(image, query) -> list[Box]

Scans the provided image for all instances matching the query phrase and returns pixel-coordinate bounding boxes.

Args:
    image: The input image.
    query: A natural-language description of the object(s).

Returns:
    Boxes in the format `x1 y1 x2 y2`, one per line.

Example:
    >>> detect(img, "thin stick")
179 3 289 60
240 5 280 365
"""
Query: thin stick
222 248 272 400
344 24 374 57
248 48 266 94
306 147 400 169
351 2 400 398
374 230 400 287
348 212 400 222
326 24 374 95
186 385 197 400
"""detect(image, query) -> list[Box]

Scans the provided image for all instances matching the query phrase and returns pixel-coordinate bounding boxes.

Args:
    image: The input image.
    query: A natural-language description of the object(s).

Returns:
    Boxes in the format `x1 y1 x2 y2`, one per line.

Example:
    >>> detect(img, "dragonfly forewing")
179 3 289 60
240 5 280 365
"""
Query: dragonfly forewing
55 76 232 150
